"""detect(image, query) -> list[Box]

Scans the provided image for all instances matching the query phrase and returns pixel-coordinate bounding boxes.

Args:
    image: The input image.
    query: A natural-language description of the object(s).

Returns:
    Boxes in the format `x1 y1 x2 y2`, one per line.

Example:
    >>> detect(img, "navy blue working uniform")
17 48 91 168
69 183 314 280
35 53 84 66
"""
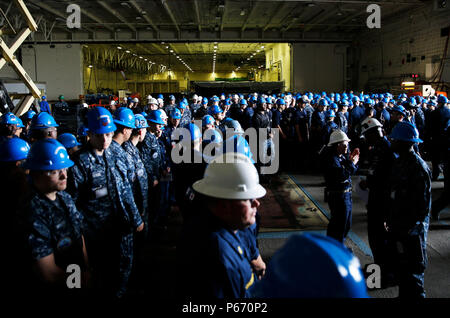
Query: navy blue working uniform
388 150 431 298
123 140 149 236
178 210 256 298
365 136 394 274
27 189 86 289
322 120 338 146
68 145 143 297
179 109 192 128
336 112 348 134
110 140 135 185
323 149 358 243
139 132 163 184
242 106 254 130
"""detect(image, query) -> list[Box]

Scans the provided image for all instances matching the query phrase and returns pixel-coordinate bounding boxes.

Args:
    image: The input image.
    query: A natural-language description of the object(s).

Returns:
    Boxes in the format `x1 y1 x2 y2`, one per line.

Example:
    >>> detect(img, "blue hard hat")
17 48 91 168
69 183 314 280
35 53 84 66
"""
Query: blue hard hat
187 123 201 141
381 98 389 104
202 97 208 104
364 98 375 106
225 99 232 106
113 107 137 129
0 138 30 162
170 108 182 120
329 103 338 110
178 102 187 110
251 233 369 298
30 112 59 130
88 107 116 134
240 99 248 106
147 109 166 125
203 128 223 145
250 96 258 103
158 94 164 99
58 133 81 149
16 117 25 128
391 105 407 117
437 95 448 104
1 112 20 125
318 99 329 107
24 139 74 171
352 96 360 102
212 96 220 102
202 115 215 127
169 94 175 100
208 105 223 115
42 96 46 100
222 135 254 163
427 100 437 107
24 110 37 120
339 100 350 107
258 97 267 105
390 121 423 143
77 125 89 137
141 111 148 118
134 114 149 129
325 110 336 118
222 119 244 135
277 99 285 105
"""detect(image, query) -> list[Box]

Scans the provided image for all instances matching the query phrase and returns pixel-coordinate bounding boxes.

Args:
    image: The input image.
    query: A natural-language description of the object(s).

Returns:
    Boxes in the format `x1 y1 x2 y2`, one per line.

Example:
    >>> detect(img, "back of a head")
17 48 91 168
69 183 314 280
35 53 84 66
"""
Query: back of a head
251 233 369 298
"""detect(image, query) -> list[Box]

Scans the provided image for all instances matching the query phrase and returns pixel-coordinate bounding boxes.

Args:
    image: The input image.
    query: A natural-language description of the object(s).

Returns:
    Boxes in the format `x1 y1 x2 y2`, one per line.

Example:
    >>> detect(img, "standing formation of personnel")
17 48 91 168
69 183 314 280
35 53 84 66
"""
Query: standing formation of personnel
0 90 448 299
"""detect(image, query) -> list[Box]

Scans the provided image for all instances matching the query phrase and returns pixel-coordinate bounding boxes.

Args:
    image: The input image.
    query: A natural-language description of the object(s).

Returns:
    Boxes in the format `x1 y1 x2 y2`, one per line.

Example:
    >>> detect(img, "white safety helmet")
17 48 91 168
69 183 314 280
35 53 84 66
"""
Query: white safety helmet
192 94 198 101
159 109 168 120
360 118 383 135
110 100 116 106
328 129 351 146
149 98 158 105
133 97 139 103
192 152 266 200
146 95 153 100
157 98 164 106
82 103 89 108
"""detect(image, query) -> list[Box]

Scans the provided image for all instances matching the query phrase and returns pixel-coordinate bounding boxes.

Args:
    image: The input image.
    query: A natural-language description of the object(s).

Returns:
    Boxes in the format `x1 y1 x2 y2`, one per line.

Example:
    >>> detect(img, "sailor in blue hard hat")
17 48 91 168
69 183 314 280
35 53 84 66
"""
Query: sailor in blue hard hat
388 121 431 298
28 112 59 142
57 133 81 155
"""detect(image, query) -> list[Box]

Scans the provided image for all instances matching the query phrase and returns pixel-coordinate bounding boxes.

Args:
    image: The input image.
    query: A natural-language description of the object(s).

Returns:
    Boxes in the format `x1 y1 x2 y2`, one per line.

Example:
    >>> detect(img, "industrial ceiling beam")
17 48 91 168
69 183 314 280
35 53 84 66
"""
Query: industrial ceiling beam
262 2 290 32
322 9 364 32
129 0 159 33
241 3 259 33
303 8 339 32
161 0 180 35
97 1 136 32
193 0 202 32
220 0 227 32
29 0 95 33
60 0 114 32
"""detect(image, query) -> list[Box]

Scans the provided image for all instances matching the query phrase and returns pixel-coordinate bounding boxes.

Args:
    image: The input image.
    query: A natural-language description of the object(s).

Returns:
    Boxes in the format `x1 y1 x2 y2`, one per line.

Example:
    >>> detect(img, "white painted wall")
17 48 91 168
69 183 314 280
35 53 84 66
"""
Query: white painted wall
0 44 83 101
21 44 83 100
292 43 347 92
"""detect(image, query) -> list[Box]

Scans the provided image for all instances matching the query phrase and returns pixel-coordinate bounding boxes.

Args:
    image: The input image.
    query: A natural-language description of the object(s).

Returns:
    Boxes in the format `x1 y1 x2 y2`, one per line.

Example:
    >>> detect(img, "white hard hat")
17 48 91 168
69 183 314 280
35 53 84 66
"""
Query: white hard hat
360 118 383 135
159 109 168 119
147 95 152 100
110 100 116 106
157 98 164 105
328 129 351 146
192 152 266 200
192 94 198 100
133 97 139 103
82 103 89 108
149 98 158 104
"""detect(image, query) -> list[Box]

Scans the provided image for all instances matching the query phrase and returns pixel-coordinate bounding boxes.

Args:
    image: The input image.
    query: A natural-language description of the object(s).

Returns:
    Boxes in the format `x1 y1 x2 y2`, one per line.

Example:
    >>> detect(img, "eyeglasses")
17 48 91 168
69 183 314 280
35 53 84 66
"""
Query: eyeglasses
45 168 68 177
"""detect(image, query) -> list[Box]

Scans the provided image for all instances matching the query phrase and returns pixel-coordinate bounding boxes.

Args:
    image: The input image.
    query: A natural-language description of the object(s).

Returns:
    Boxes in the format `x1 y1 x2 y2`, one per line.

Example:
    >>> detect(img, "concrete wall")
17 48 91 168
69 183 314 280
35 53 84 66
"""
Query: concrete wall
355 4 450 91
291 43 347 93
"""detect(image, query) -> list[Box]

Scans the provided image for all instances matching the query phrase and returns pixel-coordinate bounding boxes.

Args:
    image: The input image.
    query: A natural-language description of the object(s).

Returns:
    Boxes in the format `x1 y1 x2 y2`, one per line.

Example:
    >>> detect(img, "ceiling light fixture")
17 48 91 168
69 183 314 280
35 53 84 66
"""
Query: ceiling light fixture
117 46 122 50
